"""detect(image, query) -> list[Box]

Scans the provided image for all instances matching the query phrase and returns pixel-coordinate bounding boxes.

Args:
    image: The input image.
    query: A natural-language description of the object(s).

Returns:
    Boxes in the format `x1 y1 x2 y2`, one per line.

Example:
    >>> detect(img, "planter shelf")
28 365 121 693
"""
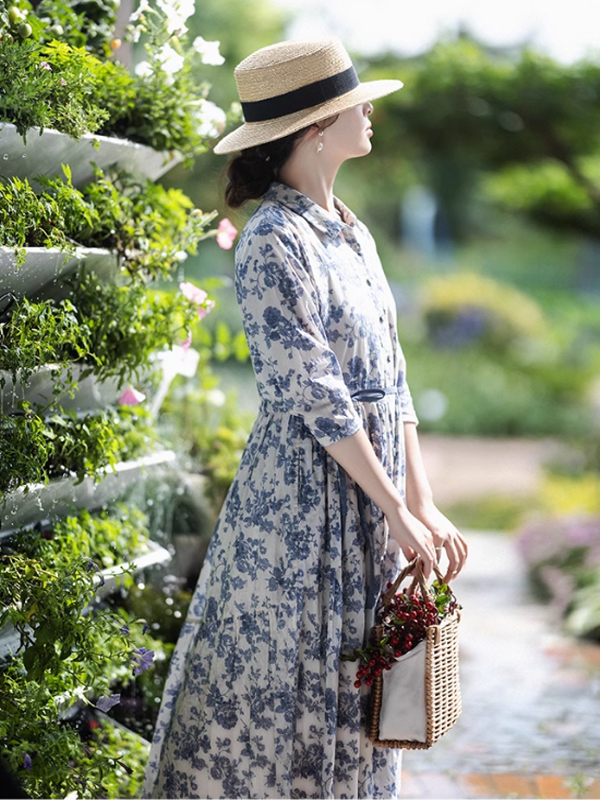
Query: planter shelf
0 122 182 189
0 345 199 417
0 363 122 417
0 450 177 539
95 539 172 600
0 245 118 305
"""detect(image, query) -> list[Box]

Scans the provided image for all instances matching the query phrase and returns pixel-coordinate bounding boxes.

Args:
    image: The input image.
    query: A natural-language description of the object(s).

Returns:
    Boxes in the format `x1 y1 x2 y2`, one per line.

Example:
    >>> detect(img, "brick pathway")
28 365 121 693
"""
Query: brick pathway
399 531 600 799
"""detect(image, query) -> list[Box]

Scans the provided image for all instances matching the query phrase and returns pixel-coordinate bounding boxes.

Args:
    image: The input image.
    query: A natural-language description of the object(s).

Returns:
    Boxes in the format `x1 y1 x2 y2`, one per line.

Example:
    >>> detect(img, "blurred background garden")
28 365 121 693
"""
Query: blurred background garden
1 0 599 796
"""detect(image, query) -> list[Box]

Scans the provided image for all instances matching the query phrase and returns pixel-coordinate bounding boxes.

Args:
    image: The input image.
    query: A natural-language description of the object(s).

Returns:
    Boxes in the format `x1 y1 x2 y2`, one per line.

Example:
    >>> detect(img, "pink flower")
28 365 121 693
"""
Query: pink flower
216 217 238 250
198 299 215 320
179 281 208 305
60 77 67 85
118 387 146 406
181 331 193 352
179 281 215 319
39 61 52 71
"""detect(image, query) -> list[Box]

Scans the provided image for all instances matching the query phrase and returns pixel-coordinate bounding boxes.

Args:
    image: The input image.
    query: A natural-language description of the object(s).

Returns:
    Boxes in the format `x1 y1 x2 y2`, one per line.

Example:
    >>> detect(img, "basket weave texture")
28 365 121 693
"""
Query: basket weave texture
368 566 462 750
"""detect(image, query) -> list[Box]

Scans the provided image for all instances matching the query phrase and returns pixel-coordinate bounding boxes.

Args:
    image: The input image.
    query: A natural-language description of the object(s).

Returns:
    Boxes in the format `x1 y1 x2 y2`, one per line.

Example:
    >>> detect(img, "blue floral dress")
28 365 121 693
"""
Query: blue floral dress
144 183 418 799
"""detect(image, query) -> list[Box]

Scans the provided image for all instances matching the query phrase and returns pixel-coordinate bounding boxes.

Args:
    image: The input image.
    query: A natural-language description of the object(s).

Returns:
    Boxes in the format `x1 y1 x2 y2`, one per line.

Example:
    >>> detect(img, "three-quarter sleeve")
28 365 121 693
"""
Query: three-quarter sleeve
235 222 362 448
398 359 419 425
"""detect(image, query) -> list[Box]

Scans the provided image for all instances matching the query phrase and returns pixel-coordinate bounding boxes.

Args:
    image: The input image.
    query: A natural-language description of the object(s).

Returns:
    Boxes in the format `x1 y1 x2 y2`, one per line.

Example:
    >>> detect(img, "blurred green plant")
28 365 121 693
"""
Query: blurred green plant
362 38 600 243
403 271 598 437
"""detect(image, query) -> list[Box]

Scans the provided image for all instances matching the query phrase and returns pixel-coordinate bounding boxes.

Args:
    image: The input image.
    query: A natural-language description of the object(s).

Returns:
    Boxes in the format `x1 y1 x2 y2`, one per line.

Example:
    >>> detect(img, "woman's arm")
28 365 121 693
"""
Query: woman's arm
325 428 438 577
404 421 468 582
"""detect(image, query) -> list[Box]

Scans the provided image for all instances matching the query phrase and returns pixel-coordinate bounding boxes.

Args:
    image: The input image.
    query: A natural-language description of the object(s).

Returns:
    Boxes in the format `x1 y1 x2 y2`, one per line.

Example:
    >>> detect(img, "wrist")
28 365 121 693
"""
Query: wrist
406 483 433 510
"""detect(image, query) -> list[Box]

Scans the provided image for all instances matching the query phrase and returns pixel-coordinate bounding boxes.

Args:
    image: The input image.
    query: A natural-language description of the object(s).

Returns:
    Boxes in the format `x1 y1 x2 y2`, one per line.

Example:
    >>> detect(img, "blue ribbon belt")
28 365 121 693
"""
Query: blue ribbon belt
350 387 397 403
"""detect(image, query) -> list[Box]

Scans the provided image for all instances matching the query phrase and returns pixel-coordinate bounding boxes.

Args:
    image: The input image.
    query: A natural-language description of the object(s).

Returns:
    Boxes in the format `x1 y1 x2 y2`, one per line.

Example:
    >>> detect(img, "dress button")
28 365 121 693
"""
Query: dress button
387 355 392 363
379 316 385 323
366 279 372 286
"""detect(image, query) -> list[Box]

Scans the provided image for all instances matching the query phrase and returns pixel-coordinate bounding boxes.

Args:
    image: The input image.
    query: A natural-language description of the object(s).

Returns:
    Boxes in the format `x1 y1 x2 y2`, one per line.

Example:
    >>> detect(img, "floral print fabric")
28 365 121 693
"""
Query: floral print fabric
144 183 418 799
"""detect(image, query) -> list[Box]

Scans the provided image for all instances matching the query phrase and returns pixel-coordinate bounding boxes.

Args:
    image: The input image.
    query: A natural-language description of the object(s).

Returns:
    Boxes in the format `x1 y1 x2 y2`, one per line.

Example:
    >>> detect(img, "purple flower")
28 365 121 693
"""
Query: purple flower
131 646 155 675
142 622 150 635
86 559 97 573
96 693 121 713
23 754 32 771
119 624 130 636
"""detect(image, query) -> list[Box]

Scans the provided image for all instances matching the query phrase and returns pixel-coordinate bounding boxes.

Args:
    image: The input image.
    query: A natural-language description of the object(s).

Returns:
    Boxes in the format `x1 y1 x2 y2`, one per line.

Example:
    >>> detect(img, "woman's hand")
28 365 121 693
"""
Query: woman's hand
410 502 468 583
385 503 438 579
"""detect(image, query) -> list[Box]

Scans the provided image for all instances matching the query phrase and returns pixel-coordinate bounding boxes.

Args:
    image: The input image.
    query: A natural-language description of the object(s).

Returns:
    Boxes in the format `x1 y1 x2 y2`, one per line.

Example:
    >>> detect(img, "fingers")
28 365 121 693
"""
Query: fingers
437 529 468 583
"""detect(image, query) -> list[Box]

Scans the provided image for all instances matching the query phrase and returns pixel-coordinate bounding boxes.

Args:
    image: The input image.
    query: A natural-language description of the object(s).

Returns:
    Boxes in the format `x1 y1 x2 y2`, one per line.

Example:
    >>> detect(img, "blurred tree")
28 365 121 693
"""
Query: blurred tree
357 38 600 244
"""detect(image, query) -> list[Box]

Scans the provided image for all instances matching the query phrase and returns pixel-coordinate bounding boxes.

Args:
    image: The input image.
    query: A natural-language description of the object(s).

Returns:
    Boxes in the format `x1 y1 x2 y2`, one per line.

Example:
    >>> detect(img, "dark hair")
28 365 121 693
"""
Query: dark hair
224 128 308 208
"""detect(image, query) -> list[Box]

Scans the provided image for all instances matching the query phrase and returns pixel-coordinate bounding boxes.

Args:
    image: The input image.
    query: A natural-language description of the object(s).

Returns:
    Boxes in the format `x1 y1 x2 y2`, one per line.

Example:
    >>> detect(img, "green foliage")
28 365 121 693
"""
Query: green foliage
161 0 286 220
0 0 120 57
0 504 160 798
422 270 548 350
0 0 228 160
0 170 95 265
405 338 594 437
0 165 216 277
487 156 600 236
79 169 218 280
0 36 119 138
0 272 202 390
36 0 122 57
0 405 156 499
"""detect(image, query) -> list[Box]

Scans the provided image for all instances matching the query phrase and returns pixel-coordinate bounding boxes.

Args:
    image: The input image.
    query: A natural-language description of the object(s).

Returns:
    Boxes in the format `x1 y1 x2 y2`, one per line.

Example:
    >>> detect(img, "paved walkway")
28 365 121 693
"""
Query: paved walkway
400 531 600 799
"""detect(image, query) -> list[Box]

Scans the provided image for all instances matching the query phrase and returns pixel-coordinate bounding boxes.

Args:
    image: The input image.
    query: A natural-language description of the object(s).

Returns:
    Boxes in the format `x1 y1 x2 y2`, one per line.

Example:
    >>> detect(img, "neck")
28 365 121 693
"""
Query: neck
278 136 341 215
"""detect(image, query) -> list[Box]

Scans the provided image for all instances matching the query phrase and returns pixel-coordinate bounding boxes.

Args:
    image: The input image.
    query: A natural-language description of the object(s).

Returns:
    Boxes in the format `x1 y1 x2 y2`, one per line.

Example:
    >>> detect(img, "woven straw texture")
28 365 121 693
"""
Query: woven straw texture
368 611 462 750
235 40 351 101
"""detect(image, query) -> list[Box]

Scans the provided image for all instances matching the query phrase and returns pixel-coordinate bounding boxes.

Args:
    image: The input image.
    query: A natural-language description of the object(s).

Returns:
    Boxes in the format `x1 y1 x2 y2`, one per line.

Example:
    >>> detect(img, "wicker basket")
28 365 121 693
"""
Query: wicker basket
368 561 462 750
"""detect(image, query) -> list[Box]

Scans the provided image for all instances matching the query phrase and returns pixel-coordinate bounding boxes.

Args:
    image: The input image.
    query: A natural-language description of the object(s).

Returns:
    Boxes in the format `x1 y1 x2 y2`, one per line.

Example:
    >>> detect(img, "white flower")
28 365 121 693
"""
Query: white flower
156 0 195 34
192 36 225 66
206 389 226 407
134 60 153 78
129 0 151 23
194 99 227 138
156 43 185 75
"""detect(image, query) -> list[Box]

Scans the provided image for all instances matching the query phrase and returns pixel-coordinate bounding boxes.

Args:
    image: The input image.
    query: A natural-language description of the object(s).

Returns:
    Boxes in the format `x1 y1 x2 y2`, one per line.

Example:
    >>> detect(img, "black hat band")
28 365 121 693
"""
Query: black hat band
241 65 359 123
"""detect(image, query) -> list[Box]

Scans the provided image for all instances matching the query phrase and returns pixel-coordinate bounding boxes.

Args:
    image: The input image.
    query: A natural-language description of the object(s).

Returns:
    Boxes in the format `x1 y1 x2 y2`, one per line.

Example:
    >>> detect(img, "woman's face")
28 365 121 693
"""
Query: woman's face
322 101 374 161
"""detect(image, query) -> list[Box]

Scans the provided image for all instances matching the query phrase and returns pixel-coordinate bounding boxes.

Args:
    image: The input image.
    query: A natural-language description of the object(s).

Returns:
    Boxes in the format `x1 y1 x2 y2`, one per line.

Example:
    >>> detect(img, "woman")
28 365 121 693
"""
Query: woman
144 38 468 799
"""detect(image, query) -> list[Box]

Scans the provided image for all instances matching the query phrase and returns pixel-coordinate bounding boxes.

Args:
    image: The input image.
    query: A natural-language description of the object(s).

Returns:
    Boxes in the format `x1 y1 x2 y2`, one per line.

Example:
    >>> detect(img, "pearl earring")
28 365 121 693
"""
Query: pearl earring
317 130 324 153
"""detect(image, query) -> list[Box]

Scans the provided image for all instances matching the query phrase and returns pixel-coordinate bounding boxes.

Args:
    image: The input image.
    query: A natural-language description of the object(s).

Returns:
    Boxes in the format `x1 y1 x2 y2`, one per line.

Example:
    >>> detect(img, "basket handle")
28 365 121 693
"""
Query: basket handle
380 557 444 612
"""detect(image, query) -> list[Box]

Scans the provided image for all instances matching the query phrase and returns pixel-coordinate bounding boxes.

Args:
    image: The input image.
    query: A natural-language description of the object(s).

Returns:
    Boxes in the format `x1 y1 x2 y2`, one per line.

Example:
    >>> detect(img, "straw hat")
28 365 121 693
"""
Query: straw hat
213 38 403 155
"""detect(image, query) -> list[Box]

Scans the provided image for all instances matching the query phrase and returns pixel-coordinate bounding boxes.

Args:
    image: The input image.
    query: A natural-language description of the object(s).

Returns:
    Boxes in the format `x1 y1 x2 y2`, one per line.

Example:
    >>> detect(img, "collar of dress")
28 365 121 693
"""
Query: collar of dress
266 182 357 238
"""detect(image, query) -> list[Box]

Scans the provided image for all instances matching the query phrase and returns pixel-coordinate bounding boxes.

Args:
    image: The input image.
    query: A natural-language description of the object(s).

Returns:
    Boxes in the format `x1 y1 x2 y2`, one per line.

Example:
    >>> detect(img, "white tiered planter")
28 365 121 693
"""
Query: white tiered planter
0 345 199 417
0 450 177 539
0 245 119 303
0 122 182 188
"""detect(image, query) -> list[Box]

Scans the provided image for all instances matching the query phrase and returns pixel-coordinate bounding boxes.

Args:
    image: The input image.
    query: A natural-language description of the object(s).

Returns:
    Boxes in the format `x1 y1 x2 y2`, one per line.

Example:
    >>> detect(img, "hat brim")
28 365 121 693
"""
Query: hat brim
213 78 402 155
